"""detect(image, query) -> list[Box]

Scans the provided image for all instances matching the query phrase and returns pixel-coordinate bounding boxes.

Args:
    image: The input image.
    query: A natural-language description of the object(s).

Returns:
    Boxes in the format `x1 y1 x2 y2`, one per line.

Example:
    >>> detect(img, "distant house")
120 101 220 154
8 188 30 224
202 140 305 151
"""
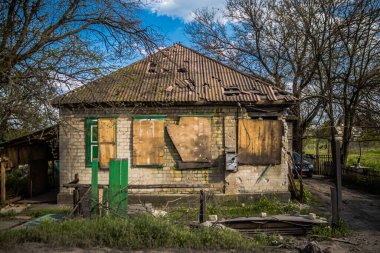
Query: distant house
52 44 296 204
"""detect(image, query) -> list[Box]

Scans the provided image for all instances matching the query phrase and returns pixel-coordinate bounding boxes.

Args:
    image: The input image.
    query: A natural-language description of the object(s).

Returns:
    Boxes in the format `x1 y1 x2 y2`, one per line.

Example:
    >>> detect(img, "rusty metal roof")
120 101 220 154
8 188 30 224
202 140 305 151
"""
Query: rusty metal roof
52 44 296 106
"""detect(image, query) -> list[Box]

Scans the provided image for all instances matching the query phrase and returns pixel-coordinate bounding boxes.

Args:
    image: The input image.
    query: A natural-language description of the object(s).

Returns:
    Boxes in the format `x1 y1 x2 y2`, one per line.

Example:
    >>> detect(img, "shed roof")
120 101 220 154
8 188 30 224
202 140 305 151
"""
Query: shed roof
52 44 295 106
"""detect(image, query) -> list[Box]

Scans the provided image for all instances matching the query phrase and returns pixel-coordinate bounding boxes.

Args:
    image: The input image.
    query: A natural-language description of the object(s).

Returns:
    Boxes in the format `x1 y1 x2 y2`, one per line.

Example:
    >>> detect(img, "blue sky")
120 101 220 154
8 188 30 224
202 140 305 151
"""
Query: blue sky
139 9 190 46
138 0 225 47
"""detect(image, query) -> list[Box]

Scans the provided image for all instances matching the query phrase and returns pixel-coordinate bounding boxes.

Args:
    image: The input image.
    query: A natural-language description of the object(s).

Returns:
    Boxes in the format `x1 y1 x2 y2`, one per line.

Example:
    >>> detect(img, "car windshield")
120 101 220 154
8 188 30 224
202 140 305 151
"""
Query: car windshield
292 152 309 163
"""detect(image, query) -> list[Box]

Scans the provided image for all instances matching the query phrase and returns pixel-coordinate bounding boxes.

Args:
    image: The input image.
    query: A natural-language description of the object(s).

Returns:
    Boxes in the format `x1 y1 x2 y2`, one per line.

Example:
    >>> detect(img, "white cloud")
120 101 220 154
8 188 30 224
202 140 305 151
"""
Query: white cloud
146 0 225 23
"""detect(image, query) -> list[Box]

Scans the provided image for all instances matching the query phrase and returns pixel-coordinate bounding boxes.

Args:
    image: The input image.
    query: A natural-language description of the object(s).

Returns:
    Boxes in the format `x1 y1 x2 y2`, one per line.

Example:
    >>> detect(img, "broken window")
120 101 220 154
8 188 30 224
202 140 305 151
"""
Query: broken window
132 116 165 167
167 116 212 163
85 118 116 169
238 119 282 165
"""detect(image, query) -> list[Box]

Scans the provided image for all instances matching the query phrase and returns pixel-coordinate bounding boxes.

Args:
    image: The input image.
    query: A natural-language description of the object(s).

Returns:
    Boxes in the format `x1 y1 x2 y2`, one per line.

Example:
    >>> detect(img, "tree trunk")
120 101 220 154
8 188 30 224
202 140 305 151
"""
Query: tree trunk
292 103 303 153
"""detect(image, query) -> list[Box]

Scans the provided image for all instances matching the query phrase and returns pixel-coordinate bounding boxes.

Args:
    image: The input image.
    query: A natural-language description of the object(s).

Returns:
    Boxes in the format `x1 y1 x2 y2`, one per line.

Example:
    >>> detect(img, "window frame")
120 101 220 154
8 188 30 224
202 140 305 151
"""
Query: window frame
85 116 118 168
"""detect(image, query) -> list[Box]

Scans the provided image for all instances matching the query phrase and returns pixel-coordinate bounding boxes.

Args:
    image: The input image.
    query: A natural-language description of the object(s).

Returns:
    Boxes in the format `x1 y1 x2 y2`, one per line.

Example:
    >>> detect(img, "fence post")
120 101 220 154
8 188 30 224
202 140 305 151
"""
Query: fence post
199 190 206 223
1 158 6 206
331 187 338 225
91 159 99 216
335 139 343 223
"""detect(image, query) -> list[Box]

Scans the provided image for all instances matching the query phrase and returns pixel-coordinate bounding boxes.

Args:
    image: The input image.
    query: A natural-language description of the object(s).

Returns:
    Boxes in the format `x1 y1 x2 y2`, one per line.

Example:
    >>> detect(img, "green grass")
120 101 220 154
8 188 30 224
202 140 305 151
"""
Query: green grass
166 197 306 223
0 215 279 250
311 220 351 240
304 140 380 171
0 210 17 219
346 152 380 171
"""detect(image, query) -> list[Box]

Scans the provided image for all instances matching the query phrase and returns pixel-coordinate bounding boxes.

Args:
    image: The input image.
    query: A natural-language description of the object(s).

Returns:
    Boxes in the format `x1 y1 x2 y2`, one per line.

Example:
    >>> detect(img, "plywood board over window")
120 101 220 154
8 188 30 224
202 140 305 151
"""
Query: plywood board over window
133 118 165 166
238 119 282 165
167 117 212 162
98 118 116 169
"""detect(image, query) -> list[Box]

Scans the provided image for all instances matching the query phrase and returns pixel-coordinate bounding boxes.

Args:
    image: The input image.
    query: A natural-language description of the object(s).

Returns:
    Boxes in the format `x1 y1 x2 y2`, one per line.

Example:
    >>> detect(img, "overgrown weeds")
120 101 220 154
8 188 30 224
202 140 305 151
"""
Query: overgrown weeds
0 210 17 219
311 220 351 239
0 215 278 250
294 181 314 204
166 197 305 222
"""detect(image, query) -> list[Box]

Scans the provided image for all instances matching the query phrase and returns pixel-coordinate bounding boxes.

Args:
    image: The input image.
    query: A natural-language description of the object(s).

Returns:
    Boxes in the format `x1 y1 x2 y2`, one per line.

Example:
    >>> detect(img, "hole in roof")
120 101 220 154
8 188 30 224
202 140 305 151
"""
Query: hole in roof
223 87 241 96
147 61 158 73
177 67 187 73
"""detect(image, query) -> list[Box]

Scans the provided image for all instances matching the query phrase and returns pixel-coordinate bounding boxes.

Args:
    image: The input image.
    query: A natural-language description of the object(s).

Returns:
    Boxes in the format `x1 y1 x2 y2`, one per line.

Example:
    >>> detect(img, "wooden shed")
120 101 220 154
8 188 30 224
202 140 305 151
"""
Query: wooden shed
0 126 59 198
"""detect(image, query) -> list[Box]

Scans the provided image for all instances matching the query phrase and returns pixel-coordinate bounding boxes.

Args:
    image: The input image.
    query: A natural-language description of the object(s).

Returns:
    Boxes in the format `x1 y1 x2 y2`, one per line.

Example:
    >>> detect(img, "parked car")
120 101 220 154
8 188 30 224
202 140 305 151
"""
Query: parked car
292 152 314 178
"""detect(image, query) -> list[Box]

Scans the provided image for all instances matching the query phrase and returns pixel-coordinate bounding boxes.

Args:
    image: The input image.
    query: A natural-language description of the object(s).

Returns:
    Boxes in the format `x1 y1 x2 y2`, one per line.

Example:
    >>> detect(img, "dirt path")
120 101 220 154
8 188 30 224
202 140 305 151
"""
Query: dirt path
302 175 380 252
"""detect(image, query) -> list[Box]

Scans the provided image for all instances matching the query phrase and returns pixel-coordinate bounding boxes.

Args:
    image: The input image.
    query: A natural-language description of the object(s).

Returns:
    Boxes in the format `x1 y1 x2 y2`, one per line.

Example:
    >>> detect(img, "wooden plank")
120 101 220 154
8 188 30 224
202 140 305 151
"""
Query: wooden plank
133 119 164 166
238 119 282 165
167 117 211 162
98 118 116 169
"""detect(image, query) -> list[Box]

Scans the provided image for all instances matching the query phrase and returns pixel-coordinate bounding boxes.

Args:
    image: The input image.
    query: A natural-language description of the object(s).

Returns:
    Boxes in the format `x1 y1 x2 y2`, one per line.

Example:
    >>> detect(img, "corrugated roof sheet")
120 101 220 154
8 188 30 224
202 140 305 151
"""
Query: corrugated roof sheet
52 44 296 106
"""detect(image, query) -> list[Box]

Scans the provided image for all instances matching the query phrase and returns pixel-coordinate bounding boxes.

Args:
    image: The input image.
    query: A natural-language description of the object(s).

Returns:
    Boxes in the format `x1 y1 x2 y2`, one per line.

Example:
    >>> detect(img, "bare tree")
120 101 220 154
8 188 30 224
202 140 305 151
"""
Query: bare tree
318 0 380 165
0 0 160 141
186 0 328 152
187 0 380 162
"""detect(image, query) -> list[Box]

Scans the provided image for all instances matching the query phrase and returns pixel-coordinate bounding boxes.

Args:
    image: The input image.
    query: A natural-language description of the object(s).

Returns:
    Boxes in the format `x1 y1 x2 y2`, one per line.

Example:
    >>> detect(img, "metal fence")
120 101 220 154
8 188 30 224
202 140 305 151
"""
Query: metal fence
309 155 332 176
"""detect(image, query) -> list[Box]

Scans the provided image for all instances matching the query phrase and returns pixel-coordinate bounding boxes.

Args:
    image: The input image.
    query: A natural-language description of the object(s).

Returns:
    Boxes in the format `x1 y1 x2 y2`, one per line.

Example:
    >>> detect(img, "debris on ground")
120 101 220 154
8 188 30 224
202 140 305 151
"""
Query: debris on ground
15 214 65 229
301 241 322 253
219 214 328 236
0 204 28 214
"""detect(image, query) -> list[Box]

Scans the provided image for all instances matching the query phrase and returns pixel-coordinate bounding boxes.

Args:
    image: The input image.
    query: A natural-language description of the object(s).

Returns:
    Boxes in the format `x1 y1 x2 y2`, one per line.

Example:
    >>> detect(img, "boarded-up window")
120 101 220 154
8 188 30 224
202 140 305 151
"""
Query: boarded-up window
85 118 116 168
98 118 116 169
132 117 165 166
167 116 212 162
238 119 282 165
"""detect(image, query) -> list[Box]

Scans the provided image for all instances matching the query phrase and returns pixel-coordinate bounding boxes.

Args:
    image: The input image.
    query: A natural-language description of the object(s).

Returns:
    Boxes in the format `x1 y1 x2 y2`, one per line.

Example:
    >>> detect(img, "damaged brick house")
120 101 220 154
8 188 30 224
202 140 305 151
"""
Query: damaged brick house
52 44 296 204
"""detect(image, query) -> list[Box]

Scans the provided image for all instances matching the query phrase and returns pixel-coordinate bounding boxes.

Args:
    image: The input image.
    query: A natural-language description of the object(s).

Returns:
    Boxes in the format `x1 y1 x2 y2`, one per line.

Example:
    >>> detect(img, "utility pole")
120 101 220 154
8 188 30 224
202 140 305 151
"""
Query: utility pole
331 137 343 225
